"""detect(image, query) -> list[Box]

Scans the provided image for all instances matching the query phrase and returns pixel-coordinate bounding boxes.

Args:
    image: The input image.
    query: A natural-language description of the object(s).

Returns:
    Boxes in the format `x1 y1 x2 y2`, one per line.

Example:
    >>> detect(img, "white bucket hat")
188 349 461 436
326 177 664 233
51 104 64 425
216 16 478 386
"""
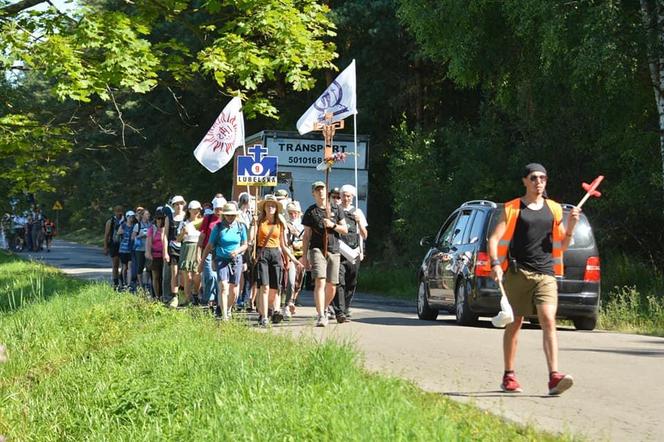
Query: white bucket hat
340 184 356 197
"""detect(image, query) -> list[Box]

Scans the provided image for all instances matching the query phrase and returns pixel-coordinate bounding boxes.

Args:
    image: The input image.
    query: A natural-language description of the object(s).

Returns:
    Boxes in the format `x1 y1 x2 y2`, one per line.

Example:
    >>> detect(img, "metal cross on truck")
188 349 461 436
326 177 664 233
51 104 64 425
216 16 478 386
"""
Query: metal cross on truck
312 112 345 256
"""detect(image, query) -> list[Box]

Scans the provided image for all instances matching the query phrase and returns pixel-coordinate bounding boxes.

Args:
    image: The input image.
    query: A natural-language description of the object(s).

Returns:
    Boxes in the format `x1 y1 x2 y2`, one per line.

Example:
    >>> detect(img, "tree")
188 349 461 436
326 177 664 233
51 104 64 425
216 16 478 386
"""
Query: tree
0 0 337 198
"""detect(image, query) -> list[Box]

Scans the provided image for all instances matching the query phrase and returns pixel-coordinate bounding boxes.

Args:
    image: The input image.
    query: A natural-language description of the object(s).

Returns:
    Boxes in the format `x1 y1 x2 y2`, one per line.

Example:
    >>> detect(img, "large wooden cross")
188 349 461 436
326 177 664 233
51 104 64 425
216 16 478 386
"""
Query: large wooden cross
313 112 344 256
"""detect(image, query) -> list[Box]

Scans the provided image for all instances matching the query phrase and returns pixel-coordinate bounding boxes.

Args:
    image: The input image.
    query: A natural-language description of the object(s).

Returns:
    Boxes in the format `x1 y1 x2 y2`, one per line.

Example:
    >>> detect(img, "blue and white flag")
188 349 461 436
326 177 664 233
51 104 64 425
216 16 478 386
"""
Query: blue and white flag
194 96 244 173
296 60 357 135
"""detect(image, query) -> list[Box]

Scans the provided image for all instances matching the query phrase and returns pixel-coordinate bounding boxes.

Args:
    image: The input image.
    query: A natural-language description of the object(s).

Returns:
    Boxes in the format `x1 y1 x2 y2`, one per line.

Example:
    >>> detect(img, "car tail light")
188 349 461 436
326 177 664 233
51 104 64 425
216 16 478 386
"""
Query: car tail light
475 252 492 277
583 256 601 282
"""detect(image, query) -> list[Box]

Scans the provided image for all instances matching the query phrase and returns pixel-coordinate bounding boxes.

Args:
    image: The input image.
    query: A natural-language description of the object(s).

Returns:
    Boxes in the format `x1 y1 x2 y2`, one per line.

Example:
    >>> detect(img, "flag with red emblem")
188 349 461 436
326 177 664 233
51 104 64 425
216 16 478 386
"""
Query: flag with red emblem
194 96 245 173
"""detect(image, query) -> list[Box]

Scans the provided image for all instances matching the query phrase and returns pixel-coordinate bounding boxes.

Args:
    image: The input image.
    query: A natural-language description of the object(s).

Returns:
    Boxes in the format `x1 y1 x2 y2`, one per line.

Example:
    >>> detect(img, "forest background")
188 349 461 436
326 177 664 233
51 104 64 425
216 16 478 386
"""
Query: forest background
2 0 664 297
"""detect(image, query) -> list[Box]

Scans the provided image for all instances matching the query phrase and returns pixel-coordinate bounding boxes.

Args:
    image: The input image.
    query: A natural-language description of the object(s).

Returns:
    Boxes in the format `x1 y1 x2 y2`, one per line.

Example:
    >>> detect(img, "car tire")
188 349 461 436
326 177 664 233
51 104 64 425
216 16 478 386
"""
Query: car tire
573 316 597 331
455 281 478 326
417 278 438 321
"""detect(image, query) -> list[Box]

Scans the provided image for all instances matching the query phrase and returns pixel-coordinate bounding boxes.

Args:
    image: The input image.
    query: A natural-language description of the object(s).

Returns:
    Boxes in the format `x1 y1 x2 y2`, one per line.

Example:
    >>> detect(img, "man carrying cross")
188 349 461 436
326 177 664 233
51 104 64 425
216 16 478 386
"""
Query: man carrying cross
301 181 348 327
488 163 580 395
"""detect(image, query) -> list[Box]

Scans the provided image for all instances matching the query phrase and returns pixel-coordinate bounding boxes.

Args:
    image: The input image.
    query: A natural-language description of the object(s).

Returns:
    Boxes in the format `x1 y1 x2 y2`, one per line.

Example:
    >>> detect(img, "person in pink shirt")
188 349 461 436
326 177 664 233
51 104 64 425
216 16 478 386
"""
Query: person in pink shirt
146 207 165 301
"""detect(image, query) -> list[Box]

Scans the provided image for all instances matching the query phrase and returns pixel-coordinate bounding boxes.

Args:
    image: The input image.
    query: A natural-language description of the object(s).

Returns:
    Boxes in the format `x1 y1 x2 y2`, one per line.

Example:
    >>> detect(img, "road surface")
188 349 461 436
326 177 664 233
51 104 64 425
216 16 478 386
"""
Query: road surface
20 239 664 441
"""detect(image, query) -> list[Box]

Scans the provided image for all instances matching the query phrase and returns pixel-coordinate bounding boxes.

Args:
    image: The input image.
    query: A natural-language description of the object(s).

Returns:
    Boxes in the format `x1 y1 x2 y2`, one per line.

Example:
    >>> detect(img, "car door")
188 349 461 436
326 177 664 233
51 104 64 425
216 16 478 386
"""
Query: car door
426 212 459 301
439 209 473 303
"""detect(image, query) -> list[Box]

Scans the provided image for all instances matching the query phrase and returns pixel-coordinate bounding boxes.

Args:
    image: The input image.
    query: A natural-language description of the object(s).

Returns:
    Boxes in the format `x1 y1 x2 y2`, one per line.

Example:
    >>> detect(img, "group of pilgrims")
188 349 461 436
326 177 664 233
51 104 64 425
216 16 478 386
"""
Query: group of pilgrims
103 181 368 327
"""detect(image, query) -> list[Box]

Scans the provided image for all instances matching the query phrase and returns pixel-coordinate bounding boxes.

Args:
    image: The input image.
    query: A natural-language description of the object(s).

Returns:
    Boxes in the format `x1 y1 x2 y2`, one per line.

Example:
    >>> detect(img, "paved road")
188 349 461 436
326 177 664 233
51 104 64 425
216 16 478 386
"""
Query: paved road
21 239 664 441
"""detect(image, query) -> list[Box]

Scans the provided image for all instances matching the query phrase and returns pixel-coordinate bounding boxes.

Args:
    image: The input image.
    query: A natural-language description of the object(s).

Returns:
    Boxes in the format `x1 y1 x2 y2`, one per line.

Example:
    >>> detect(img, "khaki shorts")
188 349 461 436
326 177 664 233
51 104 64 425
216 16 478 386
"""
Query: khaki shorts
503 267 557 316
308 248 340 284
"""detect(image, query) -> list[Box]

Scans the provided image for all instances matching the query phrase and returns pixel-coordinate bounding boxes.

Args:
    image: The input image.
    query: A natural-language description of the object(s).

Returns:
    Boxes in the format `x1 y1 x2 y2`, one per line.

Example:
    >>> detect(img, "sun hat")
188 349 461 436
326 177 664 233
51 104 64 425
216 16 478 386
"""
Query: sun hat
221 203 240 216
340 184 357 196
212 197 227 209
171 195 186 205
125 210 136 218
188 200 202 210
311 181 326 191
286 201 302 213
258 194 280 211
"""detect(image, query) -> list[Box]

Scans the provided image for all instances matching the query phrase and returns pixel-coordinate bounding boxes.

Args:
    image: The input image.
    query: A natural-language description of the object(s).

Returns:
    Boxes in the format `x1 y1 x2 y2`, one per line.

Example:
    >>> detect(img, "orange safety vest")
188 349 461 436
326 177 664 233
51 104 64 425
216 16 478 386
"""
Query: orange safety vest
497 198 565 277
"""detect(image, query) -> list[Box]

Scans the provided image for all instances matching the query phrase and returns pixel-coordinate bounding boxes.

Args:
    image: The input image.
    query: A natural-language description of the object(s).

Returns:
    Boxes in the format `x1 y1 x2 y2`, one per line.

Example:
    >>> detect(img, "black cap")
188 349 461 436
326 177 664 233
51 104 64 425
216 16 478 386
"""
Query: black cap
523 163 547 178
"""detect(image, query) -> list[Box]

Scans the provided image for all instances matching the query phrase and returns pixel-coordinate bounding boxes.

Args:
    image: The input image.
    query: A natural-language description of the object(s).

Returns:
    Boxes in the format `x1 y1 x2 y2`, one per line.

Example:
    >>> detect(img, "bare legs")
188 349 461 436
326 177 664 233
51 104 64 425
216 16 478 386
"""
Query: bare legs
503 304 559 373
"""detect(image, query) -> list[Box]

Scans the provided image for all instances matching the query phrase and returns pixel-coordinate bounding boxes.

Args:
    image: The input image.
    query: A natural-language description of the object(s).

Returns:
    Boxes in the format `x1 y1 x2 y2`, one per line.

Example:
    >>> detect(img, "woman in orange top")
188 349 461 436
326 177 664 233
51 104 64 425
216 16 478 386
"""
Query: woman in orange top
255 195 302 327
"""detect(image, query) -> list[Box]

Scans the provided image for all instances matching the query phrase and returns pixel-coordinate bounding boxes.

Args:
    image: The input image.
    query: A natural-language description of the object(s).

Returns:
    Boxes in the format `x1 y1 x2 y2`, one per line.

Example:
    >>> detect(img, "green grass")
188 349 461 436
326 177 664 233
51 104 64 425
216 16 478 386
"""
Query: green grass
59 227 105 247
0 252 568 441
358 264 416 300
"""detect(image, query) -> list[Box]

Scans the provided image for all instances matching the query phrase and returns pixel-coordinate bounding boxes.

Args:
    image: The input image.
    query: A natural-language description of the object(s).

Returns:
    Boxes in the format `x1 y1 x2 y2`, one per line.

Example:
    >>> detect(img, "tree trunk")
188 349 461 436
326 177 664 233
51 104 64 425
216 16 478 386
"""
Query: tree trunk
640 0 664 189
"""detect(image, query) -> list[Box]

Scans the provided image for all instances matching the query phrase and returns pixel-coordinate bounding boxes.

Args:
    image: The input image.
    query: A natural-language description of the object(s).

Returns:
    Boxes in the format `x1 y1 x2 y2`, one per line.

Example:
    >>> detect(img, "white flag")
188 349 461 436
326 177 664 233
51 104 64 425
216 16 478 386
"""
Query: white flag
296 60 357 135
193 96 245 173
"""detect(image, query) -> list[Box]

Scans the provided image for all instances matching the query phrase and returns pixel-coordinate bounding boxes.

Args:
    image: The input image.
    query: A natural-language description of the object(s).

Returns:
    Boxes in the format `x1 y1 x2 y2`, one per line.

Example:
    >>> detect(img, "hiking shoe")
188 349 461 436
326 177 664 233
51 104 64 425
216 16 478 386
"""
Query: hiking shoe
272 310 284 324
500 373 523 393
282 306 292 320
327 306 336 320
315 315 325 327
259 317 269 328
335 313 347 324
548 372 574 396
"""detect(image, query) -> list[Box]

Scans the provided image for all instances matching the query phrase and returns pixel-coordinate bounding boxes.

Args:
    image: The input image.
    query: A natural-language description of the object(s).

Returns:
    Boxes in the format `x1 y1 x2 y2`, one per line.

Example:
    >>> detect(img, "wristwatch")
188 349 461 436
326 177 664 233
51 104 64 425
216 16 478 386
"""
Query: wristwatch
490 259 501 267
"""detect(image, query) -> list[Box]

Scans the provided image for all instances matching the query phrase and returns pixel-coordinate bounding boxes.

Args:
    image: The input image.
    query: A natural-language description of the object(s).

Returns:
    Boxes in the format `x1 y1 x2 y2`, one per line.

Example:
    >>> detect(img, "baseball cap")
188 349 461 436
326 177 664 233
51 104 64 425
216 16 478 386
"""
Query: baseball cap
212 197 227 209
275 189 289 199
188 200 202 210
311 181 326 191
125 210 135 218
171 195 186 205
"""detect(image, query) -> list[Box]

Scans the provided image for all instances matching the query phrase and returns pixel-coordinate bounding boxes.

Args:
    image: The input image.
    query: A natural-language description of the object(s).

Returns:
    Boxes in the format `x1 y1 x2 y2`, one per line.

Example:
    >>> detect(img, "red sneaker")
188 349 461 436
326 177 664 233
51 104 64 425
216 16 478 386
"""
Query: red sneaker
548 372 574 395
500 373 523 393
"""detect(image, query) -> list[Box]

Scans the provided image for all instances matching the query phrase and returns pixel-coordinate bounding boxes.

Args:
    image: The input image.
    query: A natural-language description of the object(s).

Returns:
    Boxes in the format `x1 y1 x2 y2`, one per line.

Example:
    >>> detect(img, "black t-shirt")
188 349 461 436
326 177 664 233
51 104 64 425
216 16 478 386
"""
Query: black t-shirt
341 208 359 248
509 200 554 276
302 203 344 253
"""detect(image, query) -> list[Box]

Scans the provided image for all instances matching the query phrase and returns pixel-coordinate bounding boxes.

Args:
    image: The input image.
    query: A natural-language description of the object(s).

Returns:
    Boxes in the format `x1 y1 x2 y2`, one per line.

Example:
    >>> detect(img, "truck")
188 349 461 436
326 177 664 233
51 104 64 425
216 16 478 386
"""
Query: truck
232 130 369 216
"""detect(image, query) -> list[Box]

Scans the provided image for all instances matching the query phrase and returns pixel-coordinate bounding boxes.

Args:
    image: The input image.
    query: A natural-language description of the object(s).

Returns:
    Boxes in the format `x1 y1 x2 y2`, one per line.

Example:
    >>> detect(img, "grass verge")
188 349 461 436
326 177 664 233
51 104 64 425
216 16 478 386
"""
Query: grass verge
0 252 568 441
58 227 104 247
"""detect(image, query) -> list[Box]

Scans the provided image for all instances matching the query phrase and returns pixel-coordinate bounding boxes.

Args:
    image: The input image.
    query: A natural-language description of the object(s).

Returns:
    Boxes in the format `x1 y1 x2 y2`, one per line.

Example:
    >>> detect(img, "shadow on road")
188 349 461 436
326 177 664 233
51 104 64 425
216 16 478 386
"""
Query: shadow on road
564 347 664 358
442 391 552 399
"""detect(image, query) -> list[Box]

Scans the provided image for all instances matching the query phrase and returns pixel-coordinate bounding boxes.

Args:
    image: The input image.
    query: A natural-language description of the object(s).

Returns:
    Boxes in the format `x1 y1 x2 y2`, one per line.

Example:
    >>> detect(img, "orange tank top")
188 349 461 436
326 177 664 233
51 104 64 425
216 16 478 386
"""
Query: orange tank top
258 221 282 248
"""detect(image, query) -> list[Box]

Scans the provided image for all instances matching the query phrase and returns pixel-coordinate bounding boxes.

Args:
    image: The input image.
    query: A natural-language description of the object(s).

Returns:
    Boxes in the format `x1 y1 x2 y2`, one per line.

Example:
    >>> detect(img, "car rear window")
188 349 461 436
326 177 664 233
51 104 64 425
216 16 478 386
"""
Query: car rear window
485 206 594 249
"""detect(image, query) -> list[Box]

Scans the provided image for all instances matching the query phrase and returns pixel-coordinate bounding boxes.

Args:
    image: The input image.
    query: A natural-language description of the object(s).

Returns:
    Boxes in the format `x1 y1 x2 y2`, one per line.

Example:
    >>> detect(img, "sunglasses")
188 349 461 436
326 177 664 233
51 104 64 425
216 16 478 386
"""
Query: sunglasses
528 174 547 182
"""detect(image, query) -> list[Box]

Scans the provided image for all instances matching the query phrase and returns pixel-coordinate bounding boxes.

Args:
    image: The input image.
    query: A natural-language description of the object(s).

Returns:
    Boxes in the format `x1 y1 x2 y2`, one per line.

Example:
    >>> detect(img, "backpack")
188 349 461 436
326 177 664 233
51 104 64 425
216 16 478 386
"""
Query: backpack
341 208 359 248
108 216 121 245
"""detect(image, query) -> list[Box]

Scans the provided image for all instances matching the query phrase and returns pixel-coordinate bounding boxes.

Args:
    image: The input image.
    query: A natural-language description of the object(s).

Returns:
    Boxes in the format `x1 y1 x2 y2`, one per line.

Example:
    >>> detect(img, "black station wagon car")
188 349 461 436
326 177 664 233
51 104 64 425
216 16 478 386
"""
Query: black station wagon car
416 200 601 330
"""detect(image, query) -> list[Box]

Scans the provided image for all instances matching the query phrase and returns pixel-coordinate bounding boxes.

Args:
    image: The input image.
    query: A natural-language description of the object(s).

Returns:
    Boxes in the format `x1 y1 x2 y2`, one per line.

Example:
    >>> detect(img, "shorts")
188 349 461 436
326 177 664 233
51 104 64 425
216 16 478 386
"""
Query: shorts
151 258 164 273
108 242 120 258
119 252 132 265
216 255 243 286
307 248 340 285
503 267 558 317
134 251 147 273
256 247 283 289
168 244 180 265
